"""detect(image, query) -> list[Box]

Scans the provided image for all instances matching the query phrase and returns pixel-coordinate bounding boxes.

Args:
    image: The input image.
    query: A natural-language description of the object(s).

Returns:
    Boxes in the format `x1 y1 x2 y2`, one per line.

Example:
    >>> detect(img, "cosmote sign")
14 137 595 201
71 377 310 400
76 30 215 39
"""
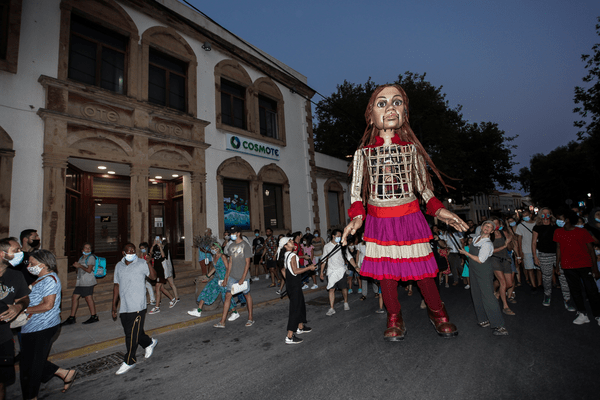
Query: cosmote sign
225 133 280 161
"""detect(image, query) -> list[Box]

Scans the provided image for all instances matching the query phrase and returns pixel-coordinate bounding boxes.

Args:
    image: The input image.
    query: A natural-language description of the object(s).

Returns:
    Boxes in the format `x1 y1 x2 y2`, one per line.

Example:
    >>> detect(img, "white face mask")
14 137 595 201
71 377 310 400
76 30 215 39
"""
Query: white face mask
210 249 217 255
124 254 137 262
6 251 24 266
27 264 43 276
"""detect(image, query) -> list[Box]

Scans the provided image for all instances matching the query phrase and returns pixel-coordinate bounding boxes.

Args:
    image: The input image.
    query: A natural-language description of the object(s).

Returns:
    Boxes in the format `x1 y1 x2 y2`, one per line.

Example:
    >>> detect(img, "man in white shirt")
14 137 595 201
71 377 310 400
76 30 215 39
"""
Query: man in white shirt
320 229 357 316
515 210 541 292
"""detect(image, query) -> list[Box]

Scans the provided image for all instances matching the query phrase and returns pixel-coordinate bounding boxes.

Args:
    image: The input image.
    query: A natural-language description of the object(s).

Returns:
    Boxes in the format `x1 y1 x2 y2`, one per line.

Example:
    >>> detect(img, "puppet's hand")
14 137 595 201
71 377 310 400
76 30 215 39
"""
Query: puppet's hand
342 217 363 245
436 209 469 232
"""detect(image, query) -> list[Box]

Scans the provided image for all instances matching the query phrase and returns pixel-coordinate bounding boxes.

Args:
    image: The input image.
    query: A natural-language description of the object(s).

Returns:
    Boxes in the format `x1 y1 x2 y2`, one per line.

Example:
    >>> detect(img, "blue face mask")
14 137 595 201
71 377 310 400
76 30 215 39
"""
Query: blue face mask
255 233 259 237
141 249 147 253
575 224 584 228
556 220 565 228
7 251 24 266
499 226 503 231
523 216 530 222
596 218 600 224
314 233 319 237
124 254 137 262
82 251 91 256
231 234 237 241
334 237 341 243
509 222 516 227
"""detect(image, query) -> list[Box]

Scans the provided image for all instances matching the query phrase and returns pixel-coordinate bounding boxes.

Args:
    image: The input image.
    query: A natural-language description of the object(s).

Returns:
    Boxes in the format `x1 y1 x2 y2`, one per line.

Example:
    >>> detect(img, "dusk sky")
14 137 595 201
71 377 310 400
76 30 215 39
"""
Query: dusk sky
186 0 600 190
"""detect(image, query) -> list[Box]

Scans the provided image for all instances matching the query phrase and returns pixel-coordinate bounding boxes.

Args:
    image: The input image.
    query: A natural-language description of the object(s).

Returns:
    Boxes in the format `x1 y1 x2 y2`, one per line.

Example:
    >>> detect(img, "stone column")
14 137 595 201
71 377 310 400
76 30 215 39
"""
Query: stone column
190 172 206 272
0 148 15 236
41 153 68 290
130 165 149 250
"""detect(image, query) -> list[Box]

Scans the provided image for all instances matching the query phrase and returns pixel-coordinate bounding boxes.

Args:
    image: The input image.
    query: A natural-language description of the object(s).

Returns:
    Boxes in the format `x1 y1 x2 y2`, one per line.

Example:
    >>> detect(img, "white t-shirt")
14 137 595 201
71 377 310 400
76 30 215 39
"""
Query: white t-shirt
322 241 353 274
356 243 366 266
515 221 536 254
284 251 300 276
472 236 493 263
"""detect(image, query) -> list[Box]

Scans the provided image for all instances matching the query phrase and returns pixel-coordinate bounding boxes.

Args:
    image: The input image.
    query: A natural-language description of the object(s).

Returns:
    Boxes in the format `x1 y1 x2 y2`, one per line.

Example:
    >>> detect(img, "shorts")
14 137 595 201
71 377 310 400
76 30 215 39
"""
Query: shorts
224 277 251 295
0 338 15 385
266 260 277 270
328 275 349 291
347 270 355 277
253 255 262 265
523 253 537 270
73 285 94 297
491 256 512 274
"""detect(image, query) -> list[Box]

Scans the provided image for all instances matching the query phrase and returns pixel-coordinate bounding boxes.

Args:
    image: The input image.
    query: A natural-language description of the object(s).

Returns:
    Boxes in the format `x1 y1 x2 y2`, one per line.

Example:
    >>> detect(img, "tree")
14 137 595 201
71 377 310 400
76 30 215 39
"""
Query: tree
518 167 532 193
313 72 517 202
574 16 600 140
528 141 593 211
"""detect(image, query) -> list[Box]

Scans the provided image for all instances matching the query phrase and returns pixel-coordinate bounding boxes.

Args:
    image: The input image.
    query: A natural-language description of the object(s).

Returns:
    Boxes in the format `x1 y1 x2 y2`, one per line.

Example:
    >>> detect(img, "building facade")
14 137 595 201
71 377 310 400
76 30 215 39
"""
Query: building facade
0 0 351 289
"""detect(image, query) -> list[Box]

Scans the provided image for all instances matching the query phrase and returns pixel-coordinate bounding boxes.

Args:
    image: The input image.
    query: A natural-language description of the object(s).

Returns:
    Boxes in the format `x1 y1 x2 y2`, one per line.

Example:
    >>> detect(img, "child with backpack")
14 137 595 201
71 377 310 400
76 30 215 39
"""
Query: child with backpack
61 242 99 325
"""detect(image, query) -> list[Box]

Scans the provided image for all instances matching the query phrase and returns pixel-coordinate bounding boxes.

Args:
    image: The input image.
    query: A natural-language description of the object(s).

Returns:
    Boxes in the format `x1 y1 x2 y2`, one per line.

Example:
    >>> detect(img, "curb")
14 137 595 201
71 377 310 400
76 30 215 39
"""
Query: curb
48 287 323 362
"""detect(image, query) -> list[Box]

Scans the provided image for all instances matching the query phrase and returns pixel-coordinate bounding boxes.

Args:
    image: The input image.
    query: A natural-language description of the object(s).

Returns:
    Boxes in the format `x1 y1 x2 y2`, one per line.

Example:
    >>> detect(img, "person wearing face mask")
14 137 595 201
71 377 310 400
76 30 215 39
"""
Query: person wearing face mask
311 230 325 279
188 243 235 317
19 249 79 397
532 208 573 310
553 210 600 326
139 242 156 306
251 229 265 281
0 238 30 399
7 229 38 286
148 237 176 315
112 243 158 375
515 210 541 292
62 242 99 326
320 229 357 316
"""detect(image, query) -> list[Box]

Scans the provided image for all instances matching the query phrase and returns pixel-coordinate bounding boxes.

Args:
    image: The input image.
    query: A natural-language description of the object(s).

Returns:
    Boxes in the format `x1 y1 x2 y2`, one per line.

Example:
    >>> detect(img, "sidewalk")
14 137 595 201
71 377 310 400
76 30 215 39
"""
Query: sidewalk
47 277 325 362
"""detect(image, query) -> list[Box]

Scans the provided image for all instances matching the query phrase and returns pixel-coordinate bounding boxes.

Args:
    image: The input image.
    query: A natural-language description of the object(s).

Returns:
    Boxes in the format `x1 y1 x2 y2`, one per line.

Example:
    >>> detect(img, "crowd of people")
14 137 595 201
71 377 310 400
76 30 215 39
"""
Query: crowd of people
0 204 599 397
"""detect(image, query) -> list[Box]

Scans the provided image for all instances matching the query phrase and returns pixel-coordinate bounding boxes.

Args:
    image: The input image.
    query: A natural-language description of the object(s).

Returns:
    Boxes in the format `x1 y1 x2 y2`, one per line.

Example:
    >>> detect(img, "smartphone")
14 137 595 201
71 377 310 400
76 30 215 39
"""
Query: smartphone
155 236 161 243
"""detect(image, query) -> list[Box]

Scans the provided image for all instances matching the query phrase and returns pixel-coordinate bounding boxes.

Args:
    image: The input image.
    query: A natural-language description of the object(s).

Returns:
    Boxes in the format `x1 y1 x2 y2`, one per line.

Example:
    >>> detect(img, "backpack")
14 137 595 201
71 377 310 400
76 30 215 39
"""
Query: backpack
86 254 107 278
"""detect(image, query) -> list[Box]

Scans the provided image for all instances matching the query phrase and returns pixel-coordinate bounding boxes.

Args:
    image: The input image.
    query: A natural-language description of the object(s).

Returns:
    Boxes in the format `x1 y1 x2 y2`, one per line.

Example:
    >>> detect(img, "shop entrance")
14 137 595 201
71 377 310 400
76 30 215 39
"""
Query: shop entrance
66 158 187 268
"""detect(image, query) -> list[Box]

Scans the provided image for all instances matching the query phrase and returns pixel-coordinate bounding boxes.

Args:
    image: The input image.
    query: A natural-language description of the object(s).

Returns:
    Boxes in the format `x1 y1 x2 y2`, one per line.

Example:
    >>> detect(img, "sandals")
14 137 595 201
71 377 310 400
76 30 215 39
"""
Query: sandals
62 369 78 393
268 283 276 288
508 297 517 304
245 320 255 327
213 322 226 328
503 308 515 316
360 295 366 301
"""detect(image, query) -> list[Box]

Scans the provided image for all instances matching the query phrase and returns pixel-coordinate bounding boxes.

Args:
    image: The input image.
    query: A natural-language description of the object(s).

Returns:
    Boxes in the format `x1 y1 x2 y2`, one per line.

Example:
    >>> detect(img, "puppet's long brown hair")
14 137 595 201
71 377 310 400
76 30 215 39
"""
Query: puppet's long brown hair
355 84 452 204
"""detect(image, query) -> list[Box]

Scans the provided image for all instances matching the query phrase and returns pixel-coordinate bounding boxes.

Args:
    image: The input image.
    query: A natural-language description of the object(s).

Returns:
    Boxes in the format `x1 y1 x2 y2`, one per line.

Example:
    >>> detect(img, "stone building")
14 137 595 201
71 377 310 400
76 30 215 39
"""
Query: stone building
0 0 351 289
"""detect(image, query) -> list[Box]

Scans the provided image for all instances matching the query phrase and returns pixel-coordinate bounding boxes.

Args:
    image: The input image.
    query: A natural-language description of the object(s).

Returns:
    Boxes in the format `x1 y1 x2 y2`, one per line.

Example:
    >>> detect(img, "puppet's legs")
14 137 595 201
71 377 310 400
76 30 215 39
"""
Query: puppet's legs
418 278 458 337
380 279 406 341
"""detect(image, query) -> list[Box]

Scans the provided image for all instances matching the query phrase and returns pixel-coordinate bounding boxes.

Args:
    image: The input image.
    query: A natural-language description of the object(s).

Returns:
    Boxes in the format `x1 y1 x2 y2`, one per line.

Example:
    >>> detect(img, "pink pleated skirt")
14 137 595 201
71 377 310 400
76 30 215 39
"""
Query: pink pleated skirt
360 200 438 281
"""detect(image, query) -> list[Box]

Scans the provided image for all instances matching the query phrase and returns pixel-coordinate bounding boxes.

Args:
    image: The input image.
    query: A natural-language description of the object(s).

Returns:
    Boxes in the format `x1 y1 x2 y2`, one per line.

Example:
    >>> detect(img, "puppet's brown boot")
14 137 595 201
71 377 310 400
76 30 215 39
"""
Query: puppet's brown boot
383 312 406 341
427 303 458 338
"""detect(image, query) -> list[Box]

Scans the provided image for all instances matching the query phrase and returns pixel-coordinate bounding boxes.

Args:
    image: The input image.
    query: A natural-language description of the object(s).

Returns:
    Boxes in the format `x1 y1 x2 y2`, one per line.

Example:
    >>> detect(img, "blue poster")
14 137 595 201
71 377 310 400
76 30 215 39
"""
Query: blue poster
224 194 250 231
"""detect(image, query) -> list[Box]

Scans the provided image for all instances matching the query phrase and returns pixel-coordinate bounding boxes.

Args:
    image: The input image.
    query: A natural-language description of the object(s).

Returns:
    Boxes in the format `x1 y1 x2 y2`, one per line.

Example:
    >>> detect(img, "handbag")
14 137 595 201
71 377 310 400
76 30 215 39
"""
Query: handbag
9 312 28 329
162 252 173 278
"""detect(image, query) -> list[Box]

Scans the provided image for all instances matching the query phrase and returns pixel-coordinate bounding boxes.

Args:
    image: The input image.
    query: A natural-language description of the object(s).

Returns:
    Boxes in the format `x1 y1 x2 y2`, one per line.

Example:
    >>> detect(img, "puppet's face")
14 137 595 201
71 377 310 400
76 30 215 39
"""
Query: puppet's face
371 87 405 132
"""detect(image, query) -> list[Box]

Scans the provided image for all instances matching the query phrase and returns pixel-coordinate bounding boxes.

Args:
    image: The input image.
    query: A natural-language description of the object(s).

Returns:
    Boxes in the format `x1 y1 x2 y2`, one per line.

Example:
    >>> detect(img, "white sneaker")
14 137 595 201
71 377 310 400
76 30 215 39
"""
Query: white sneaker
145 338 158 358
326 308 336 316
149 306 160 315
344 302 350 311
116 362 135 375
228 311 240 321
188 309 202 317
265 274 270 279
464 285 470 290
310 284 318 290
302 284 309 290
169 298 180 308
252 276 259 281
573 312 590 325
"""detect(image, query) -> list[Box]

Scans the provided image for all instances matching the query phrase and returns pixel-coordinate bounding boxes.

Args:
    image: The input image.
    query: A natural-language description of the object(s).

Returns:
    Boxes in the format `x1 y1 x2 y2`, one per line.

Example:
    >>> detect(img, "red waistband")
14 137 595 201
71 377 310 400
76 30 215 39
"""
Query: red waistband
367 200 420 218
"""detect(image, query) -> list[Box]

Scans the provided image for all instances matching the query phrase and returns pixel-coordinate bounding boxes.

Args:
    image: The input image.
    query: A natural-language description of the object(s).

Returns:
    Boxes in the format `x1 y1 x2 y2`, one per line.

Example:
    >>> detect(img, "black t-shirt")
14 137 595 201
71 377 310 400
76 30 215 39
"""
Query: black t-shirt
252 237 265 254
0 268 30 343
533 224 557 254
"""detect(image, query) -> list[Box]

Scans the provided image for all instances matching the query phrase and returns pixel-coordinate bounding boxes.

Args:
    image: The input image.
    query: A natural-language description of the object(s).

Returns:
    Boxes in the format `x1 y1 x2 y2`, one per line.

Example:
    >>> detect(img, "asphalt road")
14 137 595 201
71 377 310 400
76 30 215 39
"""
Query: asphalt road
10 282 600 400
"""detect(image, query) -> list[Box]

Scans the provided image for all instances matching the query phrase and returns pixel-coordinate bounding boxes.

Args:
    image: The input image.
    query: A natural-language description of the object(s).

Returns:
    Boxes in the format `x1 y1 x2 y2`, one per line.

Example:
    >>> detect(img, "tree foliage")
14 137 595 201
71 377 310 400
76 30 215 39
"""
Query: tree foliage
313 72 517 203
574 17 600 140
528 140 596 211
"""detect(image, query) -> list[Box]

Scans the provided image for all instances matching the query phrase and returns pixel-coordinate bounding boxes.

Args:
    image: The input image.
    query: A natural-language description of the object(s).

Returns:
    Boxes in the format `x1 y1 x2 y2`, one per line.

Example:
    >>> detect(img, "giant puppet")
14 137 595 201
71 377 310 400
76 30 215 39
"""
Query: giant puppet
341 84 469 341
